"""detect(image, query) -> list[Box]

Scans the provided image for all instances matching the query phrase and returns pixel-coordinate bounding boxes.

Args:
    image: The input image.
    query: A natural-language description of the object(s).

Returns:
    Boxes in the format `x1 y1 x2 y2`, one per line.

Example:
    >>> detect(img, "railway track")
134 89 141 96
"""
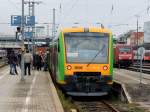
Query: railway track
127 67 150 74
74 101 120 112
127 62 150 74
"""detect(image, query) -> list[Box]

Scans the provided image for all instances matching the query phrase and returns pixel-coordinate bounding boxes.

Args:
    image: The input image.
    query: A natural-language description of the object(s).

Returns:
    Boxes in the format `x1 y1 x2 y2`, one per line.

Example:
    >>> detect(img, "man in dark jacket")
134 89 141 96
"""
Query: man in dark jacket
36 52 42 71
33 52 38 70
8 51 18 75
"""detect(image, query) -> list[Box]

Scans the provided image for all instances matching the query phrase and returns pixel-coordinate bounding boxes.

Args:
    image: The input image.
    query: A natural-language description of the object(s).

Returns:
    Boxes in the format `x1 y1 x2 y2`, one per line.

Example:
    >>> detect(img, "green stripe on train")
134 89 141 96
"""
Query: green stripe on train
110 34 113 76
57 32 65 82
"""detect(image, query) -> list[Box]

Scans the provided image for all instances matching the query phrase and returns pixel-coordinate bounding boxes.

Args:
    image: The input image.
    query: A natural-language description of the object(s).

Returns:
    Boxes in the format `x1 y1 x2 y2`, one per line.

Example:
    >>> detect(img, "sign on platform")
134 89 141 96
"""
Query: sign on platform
138 47 145 59
11 15 35 26
24 32 33 39
11 15 22 26
25 16 35 26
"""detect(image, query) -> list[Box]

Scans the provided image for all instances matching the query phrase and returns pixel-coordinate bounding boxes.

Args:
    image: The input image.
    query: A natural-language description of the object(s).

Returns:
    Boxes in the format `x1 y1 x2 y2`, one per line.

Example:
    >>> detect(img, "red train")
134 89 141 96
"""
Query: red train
114 44 133 67
133 43 150 62
144 51 150 62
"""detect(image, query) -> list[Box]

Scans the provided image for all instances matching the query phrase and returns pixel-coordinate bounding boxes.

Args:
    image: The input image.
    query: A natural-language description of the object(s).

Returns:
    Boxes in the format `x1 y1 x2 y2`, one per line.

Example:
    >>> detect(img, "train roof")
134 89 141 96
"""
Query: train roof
60 27 112 34
52 27 112 42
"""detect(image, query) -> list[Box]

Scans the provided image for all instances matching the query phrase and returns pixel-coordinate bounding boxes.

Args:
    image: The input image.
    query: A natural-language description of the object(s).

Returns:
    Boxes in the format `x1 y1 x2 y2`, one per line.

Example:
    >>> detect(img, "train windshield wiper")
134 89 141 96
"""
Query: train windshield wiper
87 45 105 67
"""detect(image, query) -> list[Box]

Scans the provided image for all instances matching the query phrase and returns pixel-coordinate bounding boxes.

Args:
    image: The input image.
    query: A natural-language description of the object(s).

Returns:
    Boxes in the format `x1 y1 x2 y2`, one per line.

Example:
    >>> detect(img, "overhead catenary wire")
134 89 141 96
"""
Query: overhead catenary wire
108 0 117 29
85 0 89 25
7 0 20 10
108 0 150 28
108 3 147 36
111 4 114 14
117 6 150 26
65 0 79 16
59 0 79 26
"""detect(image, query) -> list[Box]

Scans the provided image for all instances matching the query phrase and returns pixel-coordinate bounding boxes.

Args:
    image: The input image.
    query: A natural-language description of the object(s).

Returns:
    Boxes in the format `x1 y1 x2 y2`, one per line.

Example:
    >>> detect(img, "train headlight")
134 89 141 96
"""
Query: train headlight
67 65 72 70
103 66 108 70
119 57 122 59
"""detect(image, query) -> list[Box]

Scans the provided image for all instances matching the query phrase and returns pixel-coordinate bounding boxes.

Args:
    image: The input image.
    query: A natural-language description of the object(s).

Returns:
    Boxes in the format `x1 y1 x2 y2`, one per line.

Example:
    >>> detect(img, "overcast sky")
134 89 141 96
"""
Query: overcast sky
0 0 150 36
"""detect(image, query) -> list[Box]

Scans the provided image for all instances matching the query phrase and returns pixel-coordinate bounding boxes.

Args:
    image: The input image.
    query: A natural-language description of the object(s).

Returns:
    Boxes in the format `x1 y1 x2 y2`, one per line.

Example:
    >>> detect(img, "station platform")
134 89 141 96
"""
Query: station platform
114 68 150 85
0 66 64 112
114 68 150 111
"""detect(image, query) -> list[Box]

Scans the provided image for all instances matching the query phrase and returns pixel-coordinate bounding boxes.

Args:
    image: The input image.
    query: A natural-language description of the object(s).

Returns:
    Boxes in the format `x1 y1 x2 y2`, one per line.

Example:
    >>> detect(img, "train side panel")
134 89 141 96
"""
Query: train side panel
57 33 65 84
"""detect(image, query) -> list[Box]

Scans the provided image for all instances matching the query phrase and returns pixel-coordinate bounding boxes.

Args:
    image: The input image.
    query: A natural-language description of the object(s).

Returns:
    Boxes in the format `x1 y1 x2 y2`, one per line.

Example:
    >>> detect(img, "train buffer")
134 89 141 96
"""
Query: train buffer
0 66 64 112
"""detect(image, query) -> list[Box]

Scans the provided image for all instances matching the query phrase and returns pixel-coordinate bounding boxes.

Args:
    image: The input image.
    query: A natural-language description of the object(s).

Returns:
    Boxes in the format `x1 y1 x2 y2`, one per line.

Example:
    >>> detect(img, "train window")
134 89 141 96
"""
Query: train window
65 32 109 37
119 48 131 53
64 32 109 63
145 52 150 56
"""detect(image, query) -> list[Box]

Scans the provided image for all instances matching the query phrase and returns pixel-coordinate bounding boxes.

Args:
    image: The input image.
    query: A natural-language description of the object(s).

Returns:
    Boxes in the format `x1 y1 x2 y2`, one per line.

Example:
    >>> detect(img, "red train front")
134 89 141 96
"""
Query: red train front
114 44 133 67
144 51 150 62
133 44 150 62
142 44 150 62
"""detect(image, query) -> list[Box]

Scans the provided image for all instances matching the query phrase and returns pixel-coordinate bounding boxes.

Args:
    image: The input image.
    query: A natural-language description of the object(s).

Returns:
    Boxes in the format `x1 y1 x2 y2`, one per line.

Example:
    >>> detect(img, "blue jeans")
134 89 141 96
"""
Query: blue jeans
10 64 14 74
10 63 18 75
13 64 18 74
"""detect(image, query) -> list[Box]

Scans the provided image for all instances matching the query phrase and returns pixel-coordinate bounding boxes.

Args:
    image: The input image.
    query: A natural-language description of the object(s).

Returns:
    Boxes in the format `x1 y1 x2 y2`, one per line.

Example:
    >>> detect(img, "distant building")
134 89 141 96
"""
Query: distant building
128 32 144 46
117 34 126 43
118 30 133 44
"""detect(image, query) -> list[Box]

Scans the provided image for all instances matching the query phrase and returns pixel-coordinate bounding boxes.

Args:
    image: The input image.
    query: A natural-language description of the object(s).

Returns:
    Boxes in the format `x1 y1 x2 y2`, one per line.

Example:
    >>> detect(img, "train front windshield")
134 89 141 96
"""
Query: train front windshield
119 48 131 53
64 32 109 63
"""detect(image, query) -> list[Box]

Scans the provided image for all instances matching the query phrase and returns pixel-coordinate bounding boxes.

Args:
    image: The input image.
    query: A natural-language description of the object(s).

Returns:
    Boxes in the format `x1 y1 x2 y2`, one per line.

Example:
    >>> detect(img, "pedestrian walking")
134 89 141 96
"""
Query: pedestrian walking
24 50 33 75
8 51 18 75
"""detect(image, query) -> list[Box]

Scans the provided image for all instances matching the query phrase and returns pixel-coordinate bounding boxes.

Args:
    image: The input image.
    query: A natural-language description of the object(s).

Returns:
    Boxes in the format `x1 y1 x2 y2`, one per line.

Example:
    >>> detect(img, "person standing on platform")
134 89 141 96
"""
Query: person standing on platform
33 52 38 70
24 50 33 75
17 50 22 68
13 52 18 75
8 51 15 75
8 50 18 75
36 52 42 71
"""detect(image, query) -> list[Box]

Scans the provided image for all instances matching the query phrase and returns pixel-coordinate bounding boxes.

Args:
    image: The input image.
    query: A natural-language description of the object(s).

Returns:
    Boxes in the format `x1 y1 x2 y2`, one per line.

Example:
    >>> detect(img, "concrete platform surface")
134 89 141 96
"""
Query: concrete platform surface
114 68 150 85
0 66 64 112
114 68 150 111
